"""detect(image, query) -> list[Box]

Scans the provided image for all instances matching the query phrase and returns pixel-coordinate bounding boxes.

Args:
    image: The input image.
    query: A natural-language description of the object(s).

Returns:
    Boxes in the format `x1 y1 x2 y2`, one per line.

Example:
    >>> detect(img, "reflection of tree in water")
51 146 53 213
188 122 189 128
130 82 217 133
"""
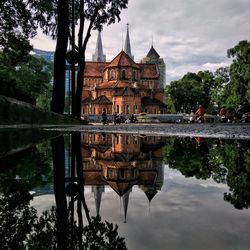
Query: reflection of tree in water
164 137 250 209
0 135 127 249
211 140 250 209
165 137 212 179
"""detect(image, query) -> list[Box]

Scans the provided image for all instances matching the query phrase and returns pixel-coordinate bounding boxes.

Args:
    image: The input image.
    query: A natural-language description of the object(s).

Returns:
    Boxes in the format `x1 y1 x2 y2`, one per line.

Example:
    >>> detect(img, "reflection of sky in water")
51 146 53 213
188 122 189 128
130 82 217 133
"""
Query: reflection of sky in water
80 167 250 250
31 166 250 250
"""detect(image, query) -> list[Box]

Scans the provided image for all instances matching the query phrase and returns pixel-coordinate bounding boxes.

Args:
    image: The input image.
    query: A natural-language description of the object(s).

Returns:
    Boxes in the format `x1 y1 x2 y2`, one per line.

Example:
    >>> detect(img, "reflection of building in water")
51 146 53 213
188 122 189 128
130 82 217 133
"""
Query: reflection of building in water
81 133 165 220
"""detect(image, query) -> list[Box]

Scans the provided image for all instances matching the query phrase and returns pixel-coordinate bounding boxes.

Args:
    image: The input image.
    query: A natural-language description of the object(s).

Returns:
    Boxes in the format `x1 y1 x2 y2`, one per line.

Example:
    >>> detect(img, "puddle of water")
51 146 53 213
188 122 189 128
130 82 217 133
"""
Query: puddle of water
0 130 249 250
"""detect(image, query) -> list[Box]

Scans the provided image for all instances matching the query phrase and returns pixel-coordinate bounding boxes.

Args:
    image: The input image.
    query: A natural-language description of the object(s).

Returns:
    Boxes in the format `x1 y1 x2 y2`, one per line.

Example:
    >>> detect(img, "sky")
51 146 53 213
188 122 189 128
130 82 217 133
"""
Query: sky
30 0 250 83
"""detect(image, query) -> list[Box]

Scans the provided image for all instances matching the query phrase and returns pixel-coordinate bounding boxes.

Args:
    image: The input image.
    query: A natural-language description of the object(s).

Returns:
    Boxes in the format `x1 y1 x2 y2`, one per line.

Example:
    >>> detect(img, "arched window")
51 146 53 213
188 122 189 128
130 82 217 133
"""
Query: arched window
121 69 126 80
110 70 114 80
116 105 119 113
120 169 125 179
134 105 138 113
126 105 130 114
93 107 96 114
133 70 137 80
82 108 85 114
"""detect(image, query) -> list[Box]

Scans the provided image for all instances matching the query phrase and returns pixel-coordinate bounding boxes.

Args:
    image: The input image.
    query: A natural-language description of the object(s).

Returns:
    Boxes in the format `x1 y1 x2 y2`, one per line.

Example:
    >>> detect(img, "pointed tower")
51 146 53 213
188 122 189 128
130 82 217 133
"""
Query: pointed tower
141 44 166 87
122 188 131 223
92 31 106 62
92 185 104 216
124 23 134 60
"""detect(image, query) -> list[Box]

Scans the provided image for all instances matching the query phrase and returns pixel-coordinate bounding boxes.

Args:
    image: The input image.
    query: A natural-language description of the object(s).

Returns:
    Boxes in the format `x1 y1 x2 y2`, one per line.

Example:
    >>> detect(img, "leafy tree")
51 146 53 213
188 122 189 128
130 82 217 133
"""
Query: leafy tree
0 0 36 63
197 70 215 110
210 67 230 110
0 1 56 63
167 71 216 113
226 40 250 107
165 86 176 113
0 53 53 104
0 1 56 105
167 72 204 113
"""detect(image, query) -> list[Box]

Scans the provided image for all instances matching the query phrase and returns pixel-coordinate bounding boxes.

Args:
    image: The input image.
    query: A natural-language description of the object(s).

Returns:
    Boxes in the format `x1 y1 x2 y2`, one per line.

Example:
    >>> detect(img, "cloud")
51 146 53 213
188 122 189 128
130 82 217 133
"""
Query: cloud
30 0 250 83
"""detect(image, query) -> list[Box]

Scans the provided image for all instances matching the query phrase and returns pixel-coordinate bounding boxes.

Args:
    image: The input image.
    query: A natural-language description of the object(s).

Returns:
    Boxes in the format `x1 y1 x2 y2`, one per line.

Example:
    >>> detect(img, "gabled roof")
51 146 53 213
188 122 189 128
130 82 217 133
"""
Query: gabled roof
91 95 112 104
146 46 160 59
97 81 146 90
145 189 158 202
106 51 140 69
81 97 91 104
84 62 109 77
114 87 139 96
105 180 136 197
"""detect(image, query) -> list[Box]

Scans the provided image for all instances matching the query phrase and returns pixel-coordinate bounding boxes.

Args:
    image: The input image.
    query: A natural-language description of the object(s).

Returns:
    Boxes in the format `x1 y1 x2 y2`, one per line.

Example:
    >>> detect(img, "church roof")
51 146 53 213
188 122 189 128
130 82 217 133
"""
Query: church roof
106 51 139 69
84 62 109 77
106 180 136 197
114 87 139 96
91 95 112 104
82 97 91 104
146 46 160 59
145 189 158 202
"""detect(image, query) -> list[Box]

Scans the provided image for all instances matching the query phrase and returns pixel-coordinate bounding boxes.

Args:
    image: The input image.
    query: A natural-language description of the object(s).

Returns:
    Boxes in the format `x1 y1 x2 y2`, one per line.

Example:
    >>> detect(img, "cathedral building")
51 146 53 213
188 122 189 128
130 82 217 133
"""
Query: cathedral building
81 25 167 116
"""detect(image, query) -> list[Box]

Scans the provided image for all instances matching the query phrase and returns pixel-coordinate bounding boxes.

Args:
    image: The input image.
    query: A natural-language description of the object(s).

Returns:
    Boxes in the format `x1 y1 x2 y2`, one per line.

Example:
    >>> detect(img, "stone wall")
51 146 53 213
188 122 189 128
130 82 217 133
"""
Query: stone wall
0 95 81 125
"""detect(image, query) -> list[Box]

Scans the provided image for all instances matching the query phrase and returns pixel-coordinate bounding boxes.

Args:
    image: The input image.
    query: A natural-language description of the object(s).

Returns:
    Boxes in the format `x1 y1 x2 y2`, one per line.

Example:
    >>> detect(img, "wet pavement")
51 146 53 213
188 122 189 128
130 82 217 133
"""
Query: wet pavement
44 123 250 140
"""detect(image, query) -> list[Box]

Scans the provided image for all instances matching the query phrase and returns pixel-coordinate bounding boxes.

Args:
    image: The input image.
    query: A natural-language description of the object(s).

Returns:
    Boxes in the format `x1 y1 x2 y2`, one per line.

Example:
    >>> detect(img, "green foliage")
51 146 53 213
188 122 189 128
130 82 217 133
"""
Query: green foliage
226 40 250 107
167 72 211 113
165 86 176 113
210 67 230 109
0 1 36 57
82 215 127 250
0 52 53 102
15 56 53 99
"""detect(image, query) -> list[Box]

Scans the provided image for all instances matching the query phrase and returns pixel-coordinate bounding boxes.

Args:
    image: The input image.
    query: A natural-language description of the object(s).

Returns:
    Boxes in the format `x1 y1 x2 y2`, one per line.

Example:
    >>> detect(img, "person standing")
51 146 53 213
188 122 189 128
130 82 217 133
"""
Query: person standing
102 110 108 124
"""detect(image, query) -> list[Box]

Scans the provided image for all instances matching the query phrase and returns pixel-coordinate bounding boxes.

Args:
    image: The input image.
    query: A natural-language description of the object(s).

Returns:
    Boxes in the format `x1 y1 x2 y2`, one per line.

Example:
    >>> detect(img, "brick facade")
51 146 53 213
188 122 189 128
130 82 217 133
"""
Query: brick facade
82 51 167 116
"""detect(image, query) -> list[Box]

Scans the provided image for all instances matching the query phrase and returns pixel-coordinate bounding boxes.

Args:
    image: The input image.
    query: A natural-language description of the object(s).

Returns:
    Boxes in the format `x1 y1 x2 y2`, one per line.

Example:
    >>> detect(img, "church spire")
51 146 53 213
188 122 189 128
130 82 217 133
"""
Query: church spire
92 30 106 62
124 23 134 60
122 188 131 223
92 185 104 216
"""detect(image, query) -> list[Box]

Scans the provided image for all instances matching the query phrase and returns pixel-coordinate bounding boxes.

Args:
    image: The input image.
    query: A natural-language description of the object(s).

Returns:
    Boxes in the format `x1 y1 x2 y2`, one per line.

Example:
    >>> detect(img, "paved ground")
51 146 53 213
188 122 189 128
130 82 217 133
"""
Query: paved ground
44 123 250 140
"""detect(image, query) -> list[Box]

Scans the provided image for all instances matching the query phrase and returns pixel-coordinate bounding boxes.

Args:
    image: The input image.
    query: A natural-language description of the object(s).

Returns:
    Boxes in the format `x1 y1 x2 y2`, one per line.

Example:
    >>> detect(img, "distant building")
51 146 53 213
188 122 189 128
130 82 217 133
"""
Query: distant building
32 48 54 63
32 48 72 113
141 46 166 89
81 25 167 116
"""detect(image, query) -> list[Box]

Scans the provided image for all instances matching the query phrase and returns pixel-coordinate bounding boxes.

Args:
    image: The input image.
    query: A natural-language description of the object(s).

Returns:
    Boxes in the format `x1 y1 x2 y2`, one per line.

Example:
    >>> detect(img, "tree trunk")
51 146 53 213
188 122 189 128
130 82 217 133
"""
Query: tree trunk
51 0 69 114
51 136 69 249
